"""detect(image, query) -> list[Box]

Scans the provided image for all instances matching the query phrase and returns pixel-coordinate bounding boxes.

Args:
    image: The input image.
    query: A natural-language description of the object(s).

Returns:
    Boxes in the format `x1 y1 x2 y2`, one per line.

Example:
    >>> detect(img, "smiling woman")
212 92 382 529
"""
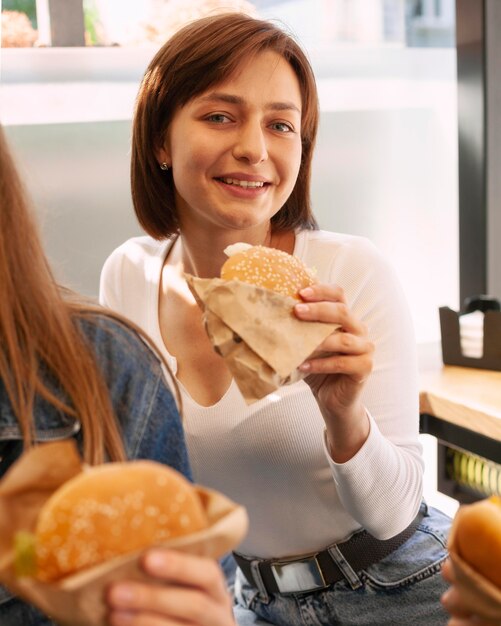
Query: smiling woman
100 12 451 626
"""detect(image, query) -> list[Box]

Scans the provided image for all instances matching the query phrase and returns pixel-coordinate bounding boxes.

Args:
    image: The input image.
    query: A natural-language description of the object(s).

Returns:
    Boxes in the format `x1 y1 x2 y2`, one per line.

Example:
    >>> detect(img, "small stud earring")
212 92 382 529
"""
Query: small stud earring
160 162 170 171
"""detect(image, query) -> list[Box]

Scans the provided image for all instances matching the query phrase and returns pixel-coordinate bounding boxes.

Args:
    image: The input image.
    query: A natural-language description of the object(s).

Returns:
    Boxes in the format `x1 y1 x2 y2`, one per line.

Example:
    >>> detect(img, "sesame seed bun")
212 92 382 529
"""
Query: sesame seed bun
454 496 501 588
221 244 315 299
34 461 208 582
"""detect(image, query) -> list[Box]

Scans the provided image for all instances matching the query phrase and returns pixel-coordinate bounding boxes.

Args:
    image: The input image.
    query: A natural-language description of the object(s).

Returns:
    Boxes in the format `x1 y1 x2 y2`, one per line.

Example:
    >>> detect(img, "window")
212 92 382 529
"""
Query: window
257 0 458 349
2 0 459 355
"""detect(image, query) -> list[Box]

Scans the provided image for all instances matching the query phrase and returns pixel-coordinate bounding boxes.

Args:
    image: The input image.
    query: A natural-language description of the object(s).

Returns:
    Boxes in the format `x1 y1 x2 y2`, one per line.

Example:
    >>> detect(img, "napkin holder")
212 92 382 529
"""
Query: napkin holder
439 296 501 370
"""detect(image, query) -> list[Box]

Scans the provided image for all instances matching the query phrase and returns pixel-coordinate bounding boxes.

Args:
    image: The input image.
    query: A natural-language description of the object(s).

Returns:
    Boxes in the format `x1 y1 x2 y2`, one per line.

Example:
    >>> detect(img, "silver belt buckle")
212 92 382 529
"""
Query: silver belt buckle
270 555 326 594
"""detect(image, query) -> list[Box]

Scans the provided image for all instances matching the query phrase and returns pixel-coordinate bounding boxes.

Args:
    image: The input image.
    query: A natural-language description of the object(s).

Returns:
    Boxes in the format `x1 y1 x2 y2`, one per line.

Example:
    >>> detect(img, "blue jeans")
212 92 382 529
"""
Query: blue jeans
233 504 451 626
0 599 55 626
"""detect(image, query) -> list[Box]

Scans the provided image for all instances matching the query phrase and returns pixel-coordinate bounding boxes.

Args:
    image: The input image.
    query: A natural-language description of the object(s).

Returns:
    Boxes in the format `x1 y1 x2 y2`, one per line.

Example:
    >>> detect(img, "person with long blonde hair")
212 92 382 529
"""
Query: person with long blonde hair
0 126 236 626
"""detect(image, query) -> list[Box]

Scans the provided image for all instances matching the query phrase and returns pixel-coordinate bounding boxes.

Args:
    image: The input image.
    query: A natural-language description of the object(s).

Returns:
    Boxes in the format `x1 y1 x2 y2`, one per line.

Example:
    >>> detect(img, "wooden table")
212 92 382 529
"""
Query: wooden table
419 365 501 502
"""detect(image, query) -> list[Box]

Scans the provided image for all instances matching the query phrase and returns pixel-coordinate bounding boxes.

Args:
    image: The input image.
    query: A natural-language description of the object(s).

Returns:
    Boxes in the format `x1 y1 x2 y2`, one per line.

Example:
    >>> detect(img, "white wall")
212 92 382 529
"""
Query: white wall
4 121 141 296
311 48 459 345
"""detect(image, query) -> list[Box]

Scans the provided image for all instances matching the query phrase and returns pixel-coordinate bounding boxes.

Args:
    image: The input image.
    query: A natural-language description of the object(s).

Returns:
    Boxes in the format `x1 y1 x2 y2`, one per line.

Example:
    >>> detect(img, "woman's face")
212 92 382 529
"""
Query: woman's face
159 50 303 236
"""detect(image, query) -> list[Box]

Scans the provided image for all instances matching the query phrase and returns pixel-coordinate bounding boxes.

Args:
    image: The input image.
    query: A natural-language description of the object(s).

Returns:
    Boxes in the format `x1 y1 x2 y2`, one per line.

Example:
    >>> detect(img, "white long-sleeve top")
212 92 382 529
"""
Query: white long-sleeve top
100 229 423 558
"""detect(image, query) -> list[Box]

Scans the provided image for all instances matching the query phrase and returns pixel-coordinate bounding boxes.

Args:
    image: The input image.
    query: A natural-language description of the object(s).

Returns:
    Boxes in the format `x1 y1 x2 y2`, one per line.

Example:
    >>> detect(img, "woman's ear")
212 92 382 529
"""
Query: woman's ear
155 145 171 169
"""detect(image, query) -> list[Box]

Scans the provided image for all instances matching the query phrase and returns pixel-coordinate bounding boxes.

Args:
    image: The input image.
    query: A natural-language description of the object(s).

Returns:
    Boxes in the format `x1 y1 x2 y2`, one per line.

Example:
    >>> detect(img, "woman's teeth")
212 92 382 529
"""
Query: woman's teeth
220 178 264 188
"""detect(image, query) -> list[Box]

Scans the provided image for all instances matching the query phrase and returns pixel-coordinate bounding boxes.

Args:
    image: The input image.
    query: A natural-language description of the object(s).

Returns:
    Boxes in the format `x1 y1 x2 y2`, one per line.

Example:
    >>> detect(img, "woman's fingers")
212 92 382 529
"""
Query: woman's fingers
295 290 374 381
108 585 229 626
441 586 500 624
310 328 373 358
447 617 501 626
108 610 179 626
141 550 229 603
300 352 373 382
296 285 366 337
295 284 374 383
107 550 234 626
441 562 501 626
299 284 347 305
441 559 453 582
295 283 374 411
441 586 473 618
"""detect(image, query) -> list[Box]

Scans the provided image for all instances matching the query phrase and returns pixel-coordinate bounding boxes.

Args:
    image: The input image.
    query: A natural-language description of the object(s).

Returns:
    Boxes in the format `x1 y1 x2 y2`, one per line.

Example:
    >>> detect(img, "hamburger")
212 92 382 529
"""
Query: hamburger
30 461 208 582
185 242 335 403
453 495 501 588
221 242 316 299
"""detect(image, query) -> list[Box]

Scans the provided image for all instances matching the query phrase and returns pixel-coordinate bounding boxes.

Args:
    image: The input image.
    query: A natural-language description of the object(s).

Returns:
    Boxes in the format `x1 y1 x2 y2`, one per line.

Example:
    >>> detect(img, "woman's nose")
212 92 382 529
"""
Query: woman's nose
232 122 268 164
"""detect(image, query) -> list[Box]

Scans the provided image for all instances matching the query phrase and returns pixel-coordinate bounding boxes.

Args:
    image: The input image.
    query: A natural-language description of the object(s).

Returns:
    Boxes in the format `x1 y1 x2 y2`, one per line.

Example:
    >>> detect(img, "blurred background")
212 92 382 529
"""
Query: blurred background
1 0 458 346
1 0 460 514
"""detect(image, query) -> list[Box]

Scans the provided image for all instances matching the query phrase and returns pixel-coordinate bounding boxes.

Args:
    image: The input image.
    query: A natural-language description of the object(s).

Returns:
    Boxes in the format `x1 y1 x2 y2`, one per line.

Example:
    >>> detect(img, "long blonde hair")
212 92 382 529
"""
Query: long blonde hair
0 127 147 465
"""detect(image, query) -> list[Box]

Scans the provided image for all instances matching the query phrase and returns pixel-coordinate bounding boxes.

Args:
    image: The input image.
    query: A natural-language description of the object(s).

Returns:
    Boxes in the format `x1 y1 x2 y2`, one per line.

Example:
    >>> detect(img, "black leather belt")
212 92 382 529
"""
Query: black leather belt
233 508 425 595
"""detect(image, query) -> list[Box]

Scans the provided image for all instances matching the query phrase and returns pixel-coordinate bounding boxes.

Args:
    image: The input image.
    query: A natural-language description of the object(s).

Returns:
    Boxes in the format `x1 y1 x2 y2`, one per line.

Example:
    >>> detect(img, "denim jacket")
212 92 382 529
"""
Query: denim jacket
0 313 191 625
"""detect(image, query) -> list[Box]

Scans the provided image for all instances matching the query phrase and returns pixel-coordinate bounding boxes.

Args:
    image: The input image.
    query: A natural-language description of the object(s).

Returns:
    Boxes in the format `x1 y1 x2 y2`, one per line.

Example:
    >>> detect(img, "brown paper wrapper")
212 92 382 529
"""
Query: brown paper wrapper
186 276 339 403
447 504 501 621
0 441 248 626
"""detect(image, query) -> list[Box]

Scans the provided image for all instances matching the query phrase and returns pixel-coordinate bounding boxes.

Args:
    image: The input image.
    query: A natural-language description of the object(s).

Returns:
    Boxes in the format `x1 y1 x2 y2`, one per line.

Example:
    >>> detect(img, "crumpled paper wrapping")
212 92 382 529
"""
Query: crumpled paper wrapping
0 441 248 626
186 276 339 403
447 504 501 621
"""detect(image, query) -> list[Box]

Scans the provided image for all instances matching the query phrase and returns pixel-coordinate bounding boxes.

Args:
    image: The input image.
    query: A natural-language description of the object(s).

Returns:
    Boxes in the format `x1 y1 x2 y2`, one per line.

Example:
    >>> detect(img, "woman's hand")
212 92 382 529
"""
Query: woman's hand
107 549 235 626
441 559 500 626
294 284 374 462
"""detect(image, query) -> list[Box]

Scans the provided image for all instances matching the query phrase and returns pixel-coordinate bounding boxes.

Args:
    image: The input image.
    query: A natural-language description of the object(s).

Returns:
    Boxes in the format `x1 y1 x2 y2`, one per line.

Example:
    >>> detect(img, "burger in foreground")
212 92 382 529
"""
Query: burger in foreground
453 495 501 588
27 461 208 582
221 242 316 299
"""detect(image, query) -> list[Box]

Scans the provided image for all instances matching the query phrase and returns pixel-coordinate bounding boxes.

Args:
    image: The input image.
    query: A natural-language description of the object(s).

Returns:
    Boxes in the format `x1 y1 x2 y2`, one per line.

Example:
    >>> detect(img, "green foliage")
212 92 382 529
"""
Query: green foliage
83 0 101 46
2 0 37 28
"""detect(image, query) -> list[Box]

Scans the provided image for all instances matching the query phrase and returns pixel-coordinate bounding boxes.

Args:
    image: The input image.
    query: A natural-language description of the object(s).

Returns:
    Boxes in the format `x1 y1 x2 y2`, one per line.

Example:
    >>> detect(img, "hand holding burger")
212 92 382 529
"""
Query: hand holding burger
43 462 236 626
221 243 374 463
441 497 501 625
441 559 500 626
453 496 501 588
107 549 235 626
4 445 243 626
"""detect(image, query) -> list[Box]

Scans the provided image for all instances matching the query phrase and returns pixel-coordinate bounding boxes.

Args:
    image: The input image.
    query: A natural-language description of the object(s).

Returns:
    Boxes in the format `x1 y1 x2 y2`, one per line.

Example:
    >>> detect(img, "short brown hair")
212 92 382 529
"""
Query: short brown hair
131 12 319 239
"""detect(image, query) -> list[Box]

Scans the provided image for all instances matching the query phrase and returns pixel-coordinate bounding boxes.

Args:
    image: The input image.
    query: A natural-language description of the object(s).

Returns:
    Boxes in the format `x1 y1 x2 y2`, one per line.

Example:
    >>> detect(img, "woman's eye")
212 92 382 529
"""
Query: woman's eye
270 121 294 133
206 113 231 124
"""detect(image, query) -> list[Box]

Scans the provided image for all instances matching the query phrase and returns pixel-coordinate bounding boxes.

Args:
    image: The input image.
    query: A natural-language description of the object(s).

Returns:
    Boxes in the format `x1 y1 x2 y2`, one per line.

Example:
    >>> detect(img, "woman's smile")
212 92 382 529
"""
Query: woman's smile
218 178 266 189
214 173 271 198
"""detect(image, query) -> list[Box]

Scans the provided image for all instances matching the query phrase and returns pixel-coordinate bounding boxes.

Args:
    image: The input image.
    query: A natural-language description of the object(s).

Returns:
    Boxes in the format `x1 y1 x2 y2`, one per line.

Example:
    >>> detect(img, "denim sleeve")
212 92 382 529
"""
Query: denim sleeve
0 597 56 626
131 371 192 480
78 313 193 480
